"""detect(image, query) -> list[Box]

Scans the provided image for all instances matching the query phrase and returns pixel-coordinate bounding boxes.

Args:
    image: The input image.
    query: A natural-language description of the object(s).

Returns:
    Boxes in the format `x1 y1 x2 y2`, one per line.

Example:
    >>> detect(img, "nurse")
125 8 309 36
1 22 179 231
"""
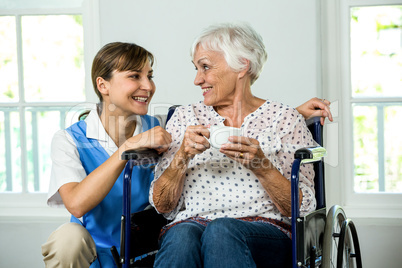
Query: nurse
41 42 172 267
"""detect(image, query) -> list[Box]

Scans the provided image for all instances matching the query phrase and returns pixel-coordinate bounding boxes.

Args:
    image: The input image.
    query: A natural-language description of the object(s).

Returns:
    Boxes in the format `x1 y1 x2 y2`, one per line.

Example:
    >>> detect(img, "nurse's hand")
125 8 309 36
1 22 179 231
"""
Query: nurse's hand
123 126 172 154
296 97 333 125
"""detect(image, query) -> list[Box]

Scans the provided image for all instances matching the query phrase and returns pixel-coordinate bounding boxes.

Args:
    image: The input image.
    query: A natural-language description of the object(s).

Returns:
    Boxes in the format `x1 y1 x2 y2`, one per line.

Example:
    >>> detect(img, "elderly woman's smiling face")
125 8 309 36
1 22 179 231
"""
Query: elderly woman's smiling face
192 45 239 107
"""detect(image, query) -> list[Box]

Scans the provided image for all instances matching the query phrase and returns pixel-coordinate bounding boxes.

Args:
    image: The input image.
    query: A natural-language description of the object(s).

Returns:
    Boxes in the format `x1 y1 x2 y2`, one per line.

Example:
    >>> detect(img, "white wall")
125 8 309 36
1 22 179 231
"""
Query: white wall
0 217 69 267
98 0 320 113
1 1 401 267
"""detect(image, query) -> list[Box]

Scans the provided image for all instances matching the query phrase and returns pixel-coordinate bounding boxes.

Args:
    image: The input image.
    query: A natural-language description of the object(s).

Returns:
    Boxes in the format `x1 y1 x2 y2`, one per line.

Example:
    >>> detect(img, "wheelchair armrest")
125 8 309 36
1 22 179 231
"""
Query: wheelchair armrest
295 146 327 164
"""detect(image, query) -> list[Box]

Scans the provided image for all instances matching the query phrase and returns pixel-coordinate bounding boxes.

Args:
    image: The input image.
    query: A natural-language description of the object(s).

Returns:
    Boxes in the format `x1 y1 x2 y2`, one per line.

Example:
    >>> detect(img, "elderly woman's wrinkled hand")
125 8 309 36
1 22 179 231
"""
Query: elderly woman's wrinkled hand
180 125 211 159
220 136 274 173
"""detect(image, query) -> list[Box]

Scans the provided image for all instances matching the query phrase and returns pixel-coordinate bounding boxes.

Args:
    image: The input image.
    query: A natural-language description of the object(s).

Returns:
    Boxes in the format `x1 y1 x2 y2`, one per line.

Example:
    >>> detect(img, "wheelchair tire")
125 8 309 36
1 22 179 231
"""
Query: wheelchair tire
336 219 362 268
322 205 346 268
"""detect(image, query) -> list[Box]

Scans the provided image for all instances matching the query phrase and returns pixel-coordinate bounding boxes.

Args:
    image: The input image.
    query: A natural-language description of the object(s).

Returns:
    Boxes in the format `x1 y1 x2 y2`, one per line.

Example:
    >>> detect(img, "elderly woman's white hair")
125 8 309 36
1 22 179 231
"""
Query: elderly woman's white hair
190 22 268 85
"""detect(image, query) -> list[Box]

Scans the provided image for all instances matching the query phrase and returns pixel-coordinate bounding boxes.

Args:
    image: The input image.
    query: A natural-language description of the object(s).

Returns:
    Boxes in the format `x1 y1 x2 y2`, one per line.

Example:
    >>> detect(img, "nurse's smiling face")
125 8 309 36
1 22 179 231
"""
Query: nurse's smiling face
192 45 239 107
98 59 155 116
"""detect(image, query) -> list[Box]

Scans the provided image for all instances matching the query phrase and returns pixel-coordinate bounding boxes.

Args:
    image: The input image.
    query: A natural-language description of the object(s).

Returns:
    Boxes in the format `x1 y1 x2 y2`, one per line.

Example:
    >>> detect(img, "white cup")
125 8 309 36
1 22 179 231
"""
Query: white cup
208 126 242 149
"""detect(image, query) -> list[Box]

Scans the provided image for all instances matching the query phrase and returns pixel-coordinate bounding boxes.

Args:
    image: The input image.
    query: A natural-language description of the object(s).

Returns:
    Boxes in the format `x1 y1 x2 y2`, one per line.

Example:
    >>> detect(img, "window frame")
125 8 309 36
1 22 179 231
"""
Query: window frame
322 0 402 219
0 0 99 219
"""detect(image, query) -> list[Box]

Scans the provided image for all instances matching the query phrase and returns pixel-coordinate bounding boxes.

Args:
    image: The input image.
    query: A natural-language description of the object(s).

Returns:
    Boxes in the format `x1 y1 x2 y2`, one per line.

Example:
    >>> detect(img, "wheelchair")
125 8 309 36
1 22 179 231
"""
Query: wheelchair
290 116 362 268
111 106 362 268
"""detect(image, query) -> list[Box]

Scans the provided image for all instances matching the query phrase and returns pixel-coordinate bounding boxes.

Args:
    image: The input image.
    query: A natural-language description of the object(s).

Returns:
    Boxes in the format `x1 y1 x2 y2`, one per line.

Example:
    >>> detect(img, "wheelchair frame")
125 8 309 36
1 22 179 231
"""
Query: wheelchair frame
112 108 362 268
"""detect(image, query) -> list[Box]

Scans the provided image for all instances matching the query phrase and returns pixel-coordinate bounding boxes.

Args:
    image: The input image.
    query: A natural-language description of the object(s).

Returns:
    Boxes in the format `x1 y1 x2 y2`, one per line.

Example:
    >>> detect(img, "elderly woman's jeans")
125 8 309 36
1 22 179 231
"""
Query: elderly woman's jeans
154 217 291 268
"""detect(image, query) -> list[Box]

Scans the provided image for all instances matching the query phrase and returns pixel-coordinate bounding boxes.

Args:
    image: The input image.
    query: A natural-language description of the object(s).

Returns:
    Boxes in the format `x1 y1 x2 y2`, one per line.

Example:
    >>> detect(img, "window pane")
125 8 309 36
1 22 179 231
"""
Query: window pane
353 105 378 192
384 106 402 192
0 16 19 102
21 15 85 102
26 108 64 192
350 6 402 97
0 110 22 192
25 106 84 193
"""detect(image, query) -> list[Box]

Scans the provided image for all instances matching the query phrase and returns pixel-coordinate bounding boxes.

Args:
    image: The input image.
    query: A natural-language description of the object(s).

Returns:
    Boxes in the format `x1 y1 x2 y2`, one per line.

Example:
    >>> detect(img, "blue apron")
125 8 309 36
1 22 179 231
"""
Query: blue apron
66 115 159 267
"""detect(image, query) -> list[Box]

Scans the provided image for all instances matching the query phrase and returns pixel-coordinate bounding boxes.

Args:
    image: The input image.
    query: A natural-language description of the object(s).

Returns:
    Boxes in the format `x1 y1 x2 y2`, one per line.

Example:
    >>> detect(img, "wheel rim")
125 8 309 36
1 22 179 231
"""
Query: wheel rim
330 209 345 267
322 205 346 268
337 219 354 268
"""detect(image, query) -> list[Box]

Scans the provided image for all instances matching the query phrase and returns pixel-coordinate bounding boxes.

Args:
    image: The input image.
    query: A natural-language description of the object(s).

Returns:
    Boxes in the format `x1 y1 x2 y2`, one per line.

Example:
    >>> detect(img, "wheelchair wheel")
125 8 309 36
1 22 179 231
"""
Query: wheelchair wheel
322 205 346 268
337 219 362 268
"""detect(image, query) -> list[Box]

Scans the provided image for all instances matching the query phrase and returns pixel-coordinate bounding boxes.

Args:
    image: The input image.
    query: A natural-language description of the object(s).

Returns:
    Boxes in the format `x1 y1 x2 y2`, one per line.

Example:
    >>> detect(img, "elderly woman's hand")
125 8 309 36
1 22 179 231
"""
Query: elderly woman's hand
180 125 211 159
220 136 273 174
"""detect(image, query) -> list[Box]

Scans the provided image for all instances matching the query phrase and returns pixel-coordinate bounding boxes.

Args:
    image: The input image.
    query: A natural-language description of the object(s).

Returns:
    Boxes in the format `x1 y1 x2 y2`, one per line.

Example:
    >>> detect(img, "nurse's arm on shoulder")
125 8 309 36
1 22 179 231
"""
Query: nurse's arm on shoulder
59 126 171 218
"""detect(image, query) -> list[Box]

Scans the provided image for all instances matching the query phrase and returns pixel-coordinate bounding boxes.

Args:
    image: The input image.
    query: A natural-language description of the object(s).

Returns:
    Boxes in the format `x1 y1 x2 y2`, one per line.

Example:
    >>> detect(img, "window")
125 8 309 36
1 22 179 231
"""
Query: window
350 5 402 193
0 0 99 217
0 15 85 193
323 0 402 218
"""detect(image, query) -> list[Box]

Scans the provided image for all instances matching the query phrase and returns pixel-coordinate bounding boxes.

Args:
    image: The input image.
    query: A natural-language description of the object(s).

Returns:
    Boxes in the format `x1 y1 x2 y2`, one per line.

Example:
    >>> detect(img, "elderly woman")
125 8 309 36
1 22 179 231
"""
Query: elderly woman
150 23 326 268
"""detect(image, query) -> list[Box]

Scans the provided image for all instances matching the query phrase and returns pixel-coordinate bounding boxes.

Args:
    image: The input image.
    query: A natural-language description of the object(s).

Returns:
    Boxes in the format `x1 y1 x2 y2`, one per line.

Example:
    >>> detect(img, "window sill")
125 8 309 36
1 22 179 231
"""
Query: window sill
342 204 402 220
0 193 69 222
0 207 70 223
2 194 401 224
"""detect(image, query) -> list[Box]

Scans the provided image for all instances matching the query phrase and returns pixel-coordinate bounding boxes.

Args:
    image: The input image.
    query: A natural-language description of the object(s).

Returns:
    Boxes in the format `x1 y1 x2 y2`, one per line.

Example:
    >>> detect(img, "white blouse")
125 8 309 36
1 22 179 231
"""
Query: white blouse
150 100 317 226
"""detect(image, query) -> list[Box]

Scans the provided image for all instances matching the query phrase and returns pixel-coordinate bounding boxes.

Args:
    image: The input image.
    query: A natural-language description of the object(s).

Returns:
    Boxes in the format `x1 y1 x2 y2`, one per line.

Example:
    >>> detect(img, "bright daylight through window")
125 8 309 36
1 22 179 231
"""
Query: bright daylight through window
0 15 84 193
350 5 402 193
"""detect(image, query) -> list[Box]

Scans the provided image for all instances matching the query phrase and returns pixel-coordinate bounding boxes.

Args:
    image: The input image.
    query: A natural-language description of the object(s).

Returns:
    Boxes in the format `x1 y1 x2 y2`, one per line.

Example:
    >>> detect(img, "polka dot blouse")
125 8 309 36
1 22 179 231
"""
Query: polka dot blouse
149 100 317 226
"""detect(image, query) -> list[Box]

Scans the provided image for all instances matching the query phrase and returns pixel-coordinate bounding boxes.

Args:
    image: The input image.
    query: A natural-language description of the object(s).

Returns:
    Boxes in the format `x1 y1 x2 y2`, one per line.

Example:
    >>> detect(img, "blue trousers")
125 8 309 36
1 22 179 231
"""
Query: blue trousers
154 218 291 268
